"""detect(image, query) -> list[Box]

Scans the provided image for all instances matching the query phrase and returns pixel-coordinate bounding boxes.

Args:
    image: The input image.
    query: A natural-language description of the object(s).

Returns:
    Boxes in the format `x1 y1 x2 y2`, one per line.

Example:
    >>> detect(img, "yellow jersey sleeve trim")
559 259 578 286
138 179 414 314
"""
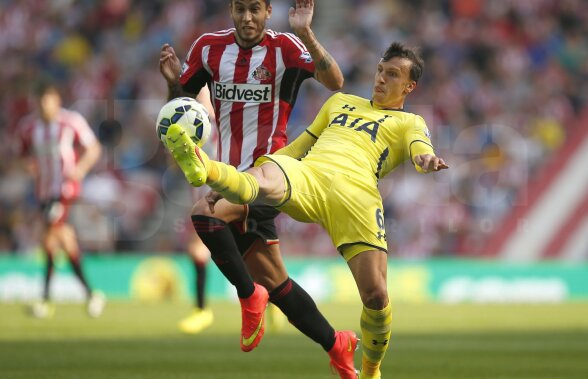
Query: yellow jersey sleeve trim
409 140 435 159
273 129 317 159
305 129 319 139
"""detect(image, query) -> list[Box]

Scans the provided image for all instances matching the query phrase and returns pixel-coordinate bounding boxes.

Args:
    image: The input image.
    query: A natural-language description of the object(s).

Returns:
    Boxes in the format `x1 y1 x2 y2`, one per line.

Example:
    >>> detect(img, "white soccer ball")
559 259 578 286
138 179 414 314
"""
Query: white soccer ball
156 97 212 147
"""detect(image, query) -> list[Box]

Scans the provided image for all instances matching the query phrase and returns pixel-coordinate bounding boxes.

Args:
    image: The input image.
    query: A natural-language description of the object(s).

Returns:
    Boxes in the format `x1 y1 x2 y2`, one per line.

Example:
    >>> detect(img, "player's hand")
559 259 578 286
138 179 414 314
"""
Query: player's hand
159 44 182 83
289 0 314 35
66 168 85 182
414 154 449 173
205 190 223 214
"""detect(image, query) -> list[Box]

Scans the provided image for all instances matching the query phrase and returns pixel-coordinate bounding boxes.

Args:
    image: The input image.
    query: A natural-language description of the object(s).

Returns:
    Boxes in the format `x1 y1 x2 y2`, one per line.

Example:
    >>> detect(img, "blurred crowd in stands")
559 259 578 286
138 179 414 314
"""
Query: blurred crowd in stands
1 0 587 258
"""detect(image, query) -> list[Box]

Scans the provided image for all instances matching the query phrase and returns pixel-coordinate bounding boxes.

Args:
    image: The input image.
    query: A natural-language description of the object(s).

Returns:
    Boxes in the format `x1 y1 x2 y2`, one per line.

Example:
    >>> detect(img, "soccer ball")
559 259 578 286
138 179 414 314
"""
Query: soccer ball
156 97 211 147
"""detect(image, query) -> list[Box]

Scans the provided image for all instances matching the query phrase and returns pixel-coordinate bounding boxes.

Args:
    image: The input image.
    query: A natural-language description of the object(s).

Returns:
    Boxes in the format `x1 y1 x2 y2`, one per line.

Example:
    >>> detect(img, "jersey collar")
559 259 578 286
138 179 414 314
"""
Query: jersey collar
370 100 405 112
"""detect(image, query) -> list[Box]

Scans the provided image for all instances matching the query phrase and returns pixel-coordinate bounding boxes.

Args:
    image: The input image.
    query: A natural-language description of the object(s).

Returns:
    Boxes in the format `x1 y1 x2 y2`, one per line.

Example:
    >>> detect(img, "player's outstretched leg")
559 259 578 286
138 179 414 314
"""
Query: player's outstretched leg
165 124 259 204
328 330 360 379
165 124 209 186
239 282 269 352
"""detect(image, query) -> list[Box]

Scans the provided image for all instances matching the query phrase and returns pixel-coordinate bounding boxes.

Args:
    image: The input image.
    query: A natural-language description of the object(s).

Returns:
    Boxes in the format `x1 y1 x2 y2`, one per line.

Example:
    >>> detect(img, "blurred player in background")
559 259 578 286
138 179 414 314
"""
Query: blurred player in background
165 42 449 379
160 0 358 377
14 81 105 319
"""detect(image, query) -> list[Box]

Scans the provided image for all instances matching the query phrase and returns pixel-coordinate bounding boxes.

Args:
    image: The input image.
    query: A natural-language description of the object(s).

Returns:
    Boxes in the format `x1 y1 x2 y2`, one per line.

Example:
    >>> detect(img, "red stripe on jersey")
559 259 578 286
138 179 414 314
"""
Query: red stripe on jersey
229 48 252 167
253 50 277 160
206 43 228 161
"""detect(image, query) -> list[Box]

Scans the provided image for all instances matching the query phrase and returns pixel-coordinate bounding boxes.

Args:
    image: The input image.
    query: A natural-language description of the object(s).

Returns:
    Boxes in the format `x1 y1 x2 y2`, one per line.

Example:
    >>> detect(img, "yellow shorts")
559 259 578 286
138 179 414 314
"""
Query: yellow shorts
256 155 388 261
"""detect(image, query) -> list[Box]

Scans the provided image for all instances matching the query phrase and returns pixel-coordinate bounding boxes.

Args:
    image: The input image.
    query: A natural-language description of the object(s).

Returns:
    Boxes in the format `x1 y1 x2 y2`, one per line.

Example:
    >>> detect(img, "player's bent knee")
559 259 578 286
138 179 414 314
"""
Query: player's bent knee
361 287 389 310
253 163 287 205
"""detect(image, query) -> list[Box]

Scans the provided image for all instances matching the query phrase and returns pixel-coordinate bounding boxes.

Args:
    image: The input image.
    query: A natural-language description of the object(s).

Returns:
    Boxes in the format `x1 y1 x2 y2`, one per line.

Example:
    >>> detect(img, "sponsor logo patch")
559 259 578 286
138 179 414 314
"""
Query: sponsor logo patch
213 82 272 103
423 126 431 138
299 51 312 63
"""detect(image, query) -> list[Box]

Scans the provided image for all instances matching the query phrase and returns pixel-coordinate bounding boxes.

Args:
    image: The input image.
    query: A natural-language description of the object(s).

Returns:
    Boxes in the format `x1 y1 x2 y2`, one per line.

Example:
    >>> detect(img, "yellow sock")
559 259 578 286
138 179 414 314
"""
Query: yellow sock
206 161 259 204
359 302 392 379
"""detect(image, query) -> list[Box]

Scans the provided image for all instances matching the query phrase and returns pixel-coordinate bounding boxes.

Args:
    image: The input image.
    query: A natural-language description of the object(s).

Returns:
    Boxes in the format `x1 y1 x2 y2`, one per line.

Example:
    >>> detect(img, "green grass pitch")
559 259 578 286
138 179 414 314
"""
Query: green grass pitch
1 301 587 378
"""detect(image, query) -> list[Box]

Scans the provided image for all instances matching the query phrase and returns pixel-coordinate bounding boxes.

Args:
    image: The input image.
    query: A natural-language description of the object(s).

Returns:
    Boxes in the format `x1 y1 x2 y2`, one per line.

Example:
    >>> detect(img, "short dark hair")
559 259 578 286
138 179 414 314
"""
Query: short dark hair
33 78 59 97
382 42 424 82
231 0 271 5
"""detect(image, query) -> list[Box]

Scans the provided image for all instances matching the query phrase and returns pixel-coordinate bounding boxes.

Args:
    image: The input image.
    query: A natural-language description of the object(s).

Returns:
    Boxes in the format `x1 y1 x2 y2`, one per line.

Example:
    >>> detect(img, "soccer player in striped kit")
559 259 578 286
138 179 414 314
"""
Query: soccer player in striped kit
160 0 357 377
15 81 105 319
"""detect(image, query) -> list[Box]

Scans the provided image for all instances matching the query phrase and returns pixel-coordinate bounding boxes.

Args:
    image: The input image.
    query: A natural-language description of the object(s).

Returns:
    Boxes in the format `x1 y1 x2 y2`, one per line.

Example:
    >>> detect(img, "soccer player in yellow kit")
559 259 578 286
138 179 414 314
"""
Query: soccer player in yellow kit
166 42 448 379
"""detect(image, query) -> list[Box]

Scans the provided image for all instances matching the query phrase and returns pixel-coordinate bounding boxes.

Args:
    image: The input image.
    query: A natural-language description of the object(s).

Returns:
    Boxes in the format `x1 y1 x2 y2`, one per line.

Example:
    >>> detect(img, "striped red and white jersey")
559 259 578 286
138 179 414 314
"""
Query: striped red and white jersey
15 108 97 201
180 28 315 171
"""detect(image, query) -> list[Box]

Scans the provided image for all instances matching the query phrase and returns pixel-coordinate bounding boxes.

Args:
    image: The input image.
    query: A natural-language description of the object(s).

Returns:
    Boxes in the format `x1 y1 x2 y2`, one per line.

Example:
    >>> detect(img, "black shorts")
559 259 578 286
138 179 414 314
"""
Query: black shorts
230 204 280 256
40 199 71 225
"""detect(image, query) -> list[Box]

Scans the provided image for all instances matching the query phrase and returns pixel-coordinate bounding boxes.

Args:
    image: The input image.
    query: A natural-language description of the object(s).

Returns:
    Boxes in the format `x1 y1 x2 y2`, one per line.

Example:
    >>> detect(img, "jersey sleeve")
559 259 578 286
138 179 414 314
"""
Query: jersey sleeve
179 35 213 95
280 33 315 77
306 93 341 138
405 115 435 172
70 111 97 147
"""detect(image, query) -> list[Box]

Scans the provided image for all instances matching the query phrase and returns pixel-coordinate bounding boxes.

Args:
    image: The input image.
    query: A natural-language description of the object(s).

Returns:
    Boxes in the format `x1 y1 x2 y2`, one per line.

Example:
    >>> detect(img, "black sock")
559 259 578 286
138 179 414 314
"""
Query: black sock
192 215 254 298
270 278 336 351
68 255 92 297
43 254 54 301
194 260 206 309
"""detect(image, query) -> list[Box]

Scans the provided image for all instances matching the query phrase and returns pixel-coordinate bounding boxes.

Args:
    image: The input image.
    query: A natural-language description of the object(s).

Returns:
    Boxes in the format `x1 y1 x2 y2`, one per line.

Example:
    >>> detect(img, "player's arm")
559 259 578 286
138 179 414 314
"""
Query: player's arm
195 85 216 124
273 130 316 159
68 112 102 181
413 154 448 173
160 40 212 101
160 44 193 100
74 140 102 180
274 93 338 158
406 116 448 173
289 0 343 90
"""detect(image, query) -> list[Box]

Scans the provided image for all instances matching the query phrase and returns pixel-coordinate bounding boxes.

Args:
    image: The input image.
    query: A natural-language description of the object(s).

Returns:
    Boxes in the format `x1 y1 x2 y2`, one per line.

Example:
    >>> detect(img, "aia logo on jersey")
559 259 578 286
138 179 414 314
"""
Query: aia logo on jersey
252 65 272 82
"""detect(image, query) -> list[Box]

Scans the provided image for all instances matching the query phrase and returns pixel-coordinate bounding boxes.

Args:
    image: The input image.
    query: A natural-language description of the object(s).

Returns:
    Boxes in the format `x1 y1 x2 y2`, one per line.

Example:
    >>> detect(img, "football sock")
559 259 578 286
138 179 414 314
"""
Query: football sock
194 260 206 309
68 254 92 297
269 278 336 351
205 160 259 205
43 253 54 301
360 302 392 378
192 215 255 298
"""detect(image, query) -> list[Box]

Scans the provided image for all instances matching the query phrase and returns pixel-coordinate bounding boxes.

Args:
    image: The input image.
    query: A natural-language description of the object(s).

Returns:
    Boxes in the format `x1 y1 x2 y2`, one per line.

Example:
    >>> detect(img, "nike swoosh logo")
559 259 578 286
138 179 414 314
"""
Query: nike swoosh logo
241 315 264 347
347 336 353 352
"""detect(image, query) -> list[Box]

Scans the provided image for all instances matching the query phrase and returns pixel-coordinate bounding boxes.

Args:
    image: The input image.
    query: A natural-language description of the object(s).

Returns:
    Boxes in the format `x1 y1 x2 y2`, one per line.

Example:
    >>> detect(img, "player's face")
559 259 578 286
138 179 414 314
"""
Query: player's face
231 0 271 48
38 90 61 122
372 57 416 108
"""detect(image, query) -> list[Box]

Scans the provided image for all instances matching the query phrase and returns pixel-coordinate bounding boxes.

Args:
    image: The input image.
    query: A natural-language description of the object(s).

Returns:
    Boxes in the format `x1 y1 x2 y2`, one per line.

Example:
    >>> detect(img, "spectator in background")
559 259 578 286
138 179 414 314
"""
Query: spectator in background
14 81 105 318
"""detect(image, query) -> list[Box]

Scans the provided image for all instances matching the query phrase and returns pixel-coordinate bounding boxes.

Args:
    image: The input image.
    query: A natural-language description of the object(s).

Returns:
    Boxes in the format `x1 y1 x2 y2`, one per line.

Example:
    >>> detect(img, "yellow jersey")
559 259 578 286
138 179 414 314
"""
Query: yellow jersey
257 92 438 259
302 92 435 183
